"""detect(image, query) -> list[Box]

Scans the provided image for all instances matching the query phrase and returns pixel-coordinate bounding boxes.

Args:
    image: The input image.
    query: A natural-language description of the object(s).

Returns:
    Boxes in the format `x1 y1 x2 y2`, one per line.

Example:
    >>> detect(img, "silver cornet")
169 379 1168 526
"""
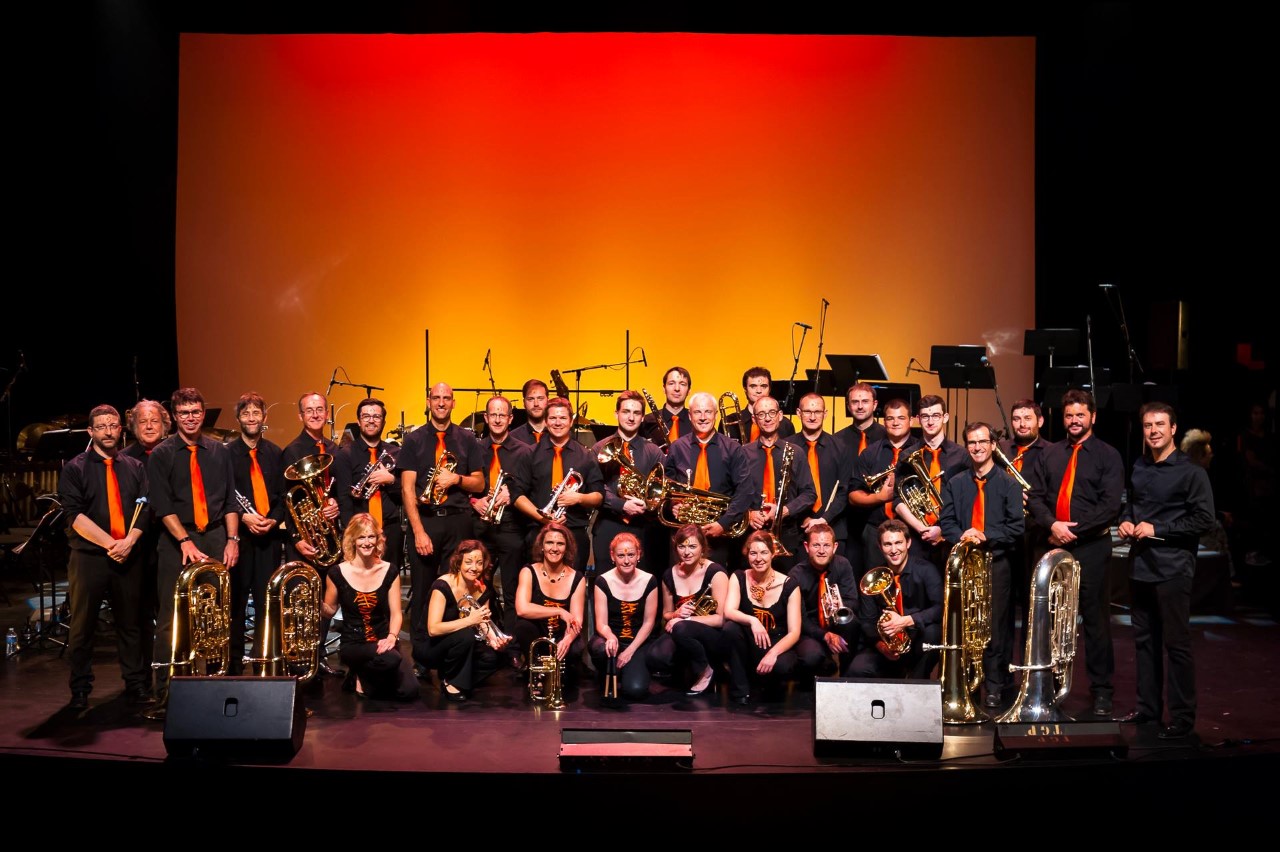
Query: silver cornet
482 470 508 524
821 575 855 626
352 449 396 499
539 468 583 522
460 593 513 650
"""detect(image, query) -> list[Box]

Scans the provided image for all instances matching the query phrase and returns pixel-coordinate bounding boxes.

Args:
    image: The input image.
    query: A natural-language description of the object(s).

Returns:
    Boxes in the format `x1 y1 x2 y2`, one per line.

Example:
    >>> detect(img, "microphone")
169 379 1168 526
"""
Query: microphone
327 368 337 397
796 322 812 330
979 354 990 366
905 358 913 378
822 298 830 307
640 348 648 367
482 348 491 371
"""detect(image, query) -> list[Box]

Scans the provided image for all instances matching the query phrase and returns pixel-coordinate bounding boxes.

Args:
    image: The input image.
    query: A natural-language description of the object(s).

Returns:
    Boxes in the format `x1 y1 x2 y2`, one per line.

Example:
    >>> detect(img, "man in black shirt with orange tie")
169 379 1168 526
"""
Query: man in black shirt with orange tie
849 398 919 577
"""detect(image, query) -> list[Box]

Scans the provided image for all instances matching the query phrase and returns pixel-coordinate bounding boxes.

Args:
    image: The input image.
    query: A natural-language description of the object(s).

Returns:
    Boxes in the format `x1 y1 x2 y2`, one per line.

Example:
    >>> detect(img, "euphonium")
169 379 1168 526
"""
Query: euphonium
145 559 231 719
643 465 748 537
897 447 944 524
539 468 583 522
352 449 396 500
763 442 795 557
250 561 323 683
860 566 911 659
481 469 509 524
998 548 1081 723
460 593 514 650
640 388 671 452
528 624 566 710
596 435 643 501
923 540 993 724
420 450 459 506
284 452 342 567
821 575 854 626
719 391 748 443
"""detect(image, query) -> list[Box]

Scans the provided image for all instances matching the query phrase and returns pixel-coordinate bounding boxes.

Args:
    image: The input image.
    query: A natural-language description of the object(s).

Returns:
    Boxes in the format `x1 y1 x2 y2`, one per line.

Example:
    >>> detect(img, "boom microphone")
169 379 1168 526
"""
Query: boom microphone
796 322 812 330
640 348 648 367
482 348 491 371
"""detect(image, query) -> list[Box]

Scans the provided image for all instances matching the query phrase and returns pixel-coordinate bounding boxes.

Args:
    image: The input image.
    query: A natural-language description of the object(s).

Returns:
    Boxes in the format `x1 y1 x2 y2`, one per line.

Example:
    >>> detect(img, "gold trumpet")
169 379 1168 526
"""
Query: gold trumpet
284 453 342 567
539 468 584 522
719 391 748 443
419 450 458 506
861 566 911 659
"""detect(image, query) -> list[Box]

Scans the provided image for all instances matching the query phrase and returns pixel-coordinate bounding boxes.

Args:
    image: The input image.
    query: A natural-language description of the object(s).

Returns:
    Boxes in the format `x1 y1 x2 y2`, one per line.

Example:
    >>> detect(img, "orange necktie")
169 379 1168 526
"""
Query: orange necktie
534 429 543 444
434 432 446 465
489 444 502 491
1056 443 1081 522
858 430 868 455
249 447 270 515
668 413 680 443
694 441 710 491
367 447 383 528
188 444 208 532
817 570 829 628
104 457 125 540
972 476 986 532
885 446 901 519
750 423 760 443
552 444 564 489
929 447 942 480
762 445 776 505
1013 445 1027 472
808 439 823 512
893 574 904 614
316 440 331 490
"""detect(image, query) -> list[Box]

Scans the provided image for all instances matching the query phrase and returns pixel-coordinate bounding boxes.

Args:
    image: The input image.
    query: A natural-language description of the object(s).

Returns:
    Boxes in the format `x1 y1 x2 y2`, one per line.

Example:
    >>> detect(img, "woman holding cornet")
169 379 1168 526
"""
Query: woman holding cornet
322 514 418 701
589 532 660 703
513 522 588 681
645 524 729 696
413 539 510 702
722 530 802 705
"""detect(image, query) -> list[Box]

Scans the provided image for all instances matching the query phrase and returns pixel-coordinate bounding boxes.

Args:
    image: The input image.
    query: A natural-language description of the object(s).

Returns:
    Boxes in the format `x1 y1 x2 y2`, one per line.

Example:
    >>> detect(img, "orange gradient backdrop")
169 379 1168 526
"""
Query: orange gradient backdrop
176 33 1034 434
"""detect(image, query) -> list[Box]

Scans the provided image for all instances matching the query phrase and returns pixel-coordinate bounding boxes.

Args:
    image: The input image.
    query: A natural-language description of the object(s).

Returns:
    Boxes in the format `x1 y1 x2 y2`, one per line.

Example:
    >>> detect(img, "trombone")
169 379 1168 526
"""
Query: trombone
719 391 748 443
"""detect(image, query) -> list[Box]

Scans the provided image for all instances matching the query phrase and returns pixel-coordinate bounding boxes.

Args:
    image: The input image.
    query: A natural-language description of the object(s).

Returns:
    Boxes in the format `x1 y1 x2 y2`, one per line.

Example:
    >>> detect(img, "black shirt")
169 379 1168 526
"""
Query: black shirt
1123 449 1215 582
59 449 149 552
1026 434 1124 541
148 433 237 531
396 422 482 510
939 466 1025 552
788 555 858 641
227 436 289 528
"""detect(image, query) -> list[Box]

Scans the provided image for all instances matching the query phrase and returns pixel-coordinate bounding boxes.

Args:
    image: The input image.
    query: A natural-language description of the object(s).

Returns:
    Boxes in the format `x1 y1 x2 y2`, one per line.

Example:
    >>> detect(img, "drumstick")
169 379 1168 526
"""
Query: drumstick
823 479 841 514
125 496 148 536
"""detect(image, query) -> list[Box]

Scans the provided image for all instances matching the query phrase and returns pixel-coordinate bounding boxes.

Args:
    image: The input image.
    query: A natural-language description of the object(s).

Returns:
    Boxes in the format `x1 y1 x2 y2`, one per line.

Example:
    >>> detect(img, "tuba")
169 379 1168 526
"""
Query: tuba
998 548 1081 723
643 465 748 538
145 559 231 719
284 453 342 567
640 388 671 452
821 575 854 626
528 624 566 710
719 391 748 443
923 540 993 724
420 450 459 506
897 447 944 525
860 566 911 659
539 468 583 523
250 561 323 683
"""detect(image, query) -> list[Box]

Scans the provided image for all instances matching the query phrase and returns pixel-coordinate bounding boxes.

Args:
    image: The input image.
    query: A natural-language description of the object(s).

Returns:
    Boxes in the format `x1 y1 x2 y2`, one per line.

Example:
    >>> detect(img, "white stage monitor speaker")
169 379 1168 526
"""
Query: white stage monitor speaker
813 677 944 759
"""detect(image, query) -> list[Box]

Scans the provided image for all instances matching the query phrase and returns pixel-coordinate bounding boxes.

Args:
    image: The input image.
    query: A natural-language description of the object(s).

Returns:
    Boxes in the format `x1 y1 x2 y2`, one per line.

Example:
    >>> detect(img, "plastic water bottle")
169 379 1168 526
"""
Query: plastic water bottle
5 628 16 659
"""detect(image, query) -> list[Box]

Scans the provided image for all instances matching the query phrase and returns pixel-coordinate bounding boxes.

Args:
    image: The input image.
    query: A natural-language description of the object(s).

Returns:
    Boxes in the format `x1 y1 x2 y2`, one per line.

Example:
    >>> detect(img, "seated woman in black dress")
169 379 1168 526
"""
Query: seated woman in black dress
722 530 802 705
321 513 418 701
589 531 659 703
413 539 510 702
513 522 587 679
644 523 729 696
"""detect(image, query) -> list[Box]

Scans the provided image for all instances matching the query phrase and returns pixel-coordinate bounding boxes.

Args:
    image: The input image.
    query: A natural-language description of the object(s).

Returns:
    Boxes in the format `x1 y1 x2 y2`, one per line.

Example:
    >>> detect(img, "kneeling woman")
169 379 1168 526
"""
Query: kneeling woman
645 524 728 695
590 532 659 702
513 522 587 680
414 540 510 702
322 514 419 700
722 530 802 705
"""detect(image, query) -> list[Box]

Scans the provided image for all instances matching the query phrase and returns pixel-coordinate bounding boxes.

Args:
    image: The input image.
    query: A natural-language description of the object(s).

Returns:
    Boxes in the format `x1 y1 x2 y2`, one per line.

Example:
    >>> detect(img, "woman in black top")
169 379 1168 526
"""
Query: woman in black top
645 523 729 695
722 530 802 705
513 522 588 674
590 531 659 702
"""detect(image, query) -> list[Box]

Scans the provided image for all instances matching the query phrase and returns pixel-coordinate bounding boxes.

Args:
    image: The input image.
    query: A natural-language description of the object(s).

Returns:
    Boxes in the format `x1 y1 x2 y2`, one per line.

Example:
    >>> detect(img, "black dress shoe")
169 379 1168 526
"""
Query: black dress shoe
69 692 89 710
1092 694 1113 717
1158 721 1194 739
730 693 750 706
128 686 156 706
440 682 467 702
984 691 1003 709
1119 711 1156 724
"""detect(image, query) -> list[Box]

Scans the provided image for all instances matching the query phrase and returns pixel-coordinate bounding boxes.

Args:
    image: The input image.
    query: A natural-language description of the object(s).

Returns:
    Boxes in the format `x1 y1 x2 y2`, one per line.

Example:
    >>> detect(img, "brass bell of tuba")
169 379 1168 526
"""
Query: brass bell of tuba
896 447 944 525
997 548 1081 723
923 540 993 724
528 624 566 710
145 559 232 719
860 566 911 659
250 561 324 683
284 452 342 567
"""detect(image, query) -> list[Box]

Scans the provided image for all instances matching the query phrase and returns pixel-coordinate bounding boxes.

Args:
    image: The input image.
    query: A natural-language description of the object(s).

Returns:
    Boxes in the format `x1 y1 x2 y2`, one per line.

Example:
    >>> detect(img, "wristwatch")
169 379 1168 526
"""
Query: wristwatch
228 535 241 543
177 537 191 545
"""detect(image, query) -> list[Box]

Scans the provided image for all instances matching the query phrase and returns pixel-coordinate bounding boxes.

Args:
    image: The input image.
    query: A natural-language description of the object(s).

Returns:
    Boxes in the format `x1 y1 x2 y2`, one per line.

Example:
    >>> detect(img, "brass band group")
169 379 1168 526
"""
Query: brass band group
59 363 1214 740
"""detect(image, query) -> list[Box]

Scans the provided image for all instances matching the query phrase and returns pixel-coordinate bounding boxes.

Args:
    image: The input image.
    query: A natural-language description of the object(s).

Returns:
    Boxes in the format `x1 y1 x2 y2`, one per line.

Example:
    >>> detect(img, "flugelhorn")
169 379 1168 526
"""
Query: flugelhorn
528 623 566 710
539 468 584 522
352 448 396 499
482 469 509 524
719 391 748 443
861 566 911 659
284 453 342 566
419 450 458 506
821 575 854 626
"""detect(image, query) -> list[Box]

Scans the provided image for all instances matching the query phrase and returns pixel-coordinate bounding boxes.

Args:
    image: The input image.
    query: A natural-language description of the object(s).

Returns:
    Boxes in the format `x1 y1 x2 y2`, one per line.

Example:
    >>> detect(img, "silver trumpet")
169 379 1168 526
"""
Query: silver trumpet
482 469 508 524
539 468 583 522
352 449 396 499
460 594 513 650
234 489 260 517
821 575 854 626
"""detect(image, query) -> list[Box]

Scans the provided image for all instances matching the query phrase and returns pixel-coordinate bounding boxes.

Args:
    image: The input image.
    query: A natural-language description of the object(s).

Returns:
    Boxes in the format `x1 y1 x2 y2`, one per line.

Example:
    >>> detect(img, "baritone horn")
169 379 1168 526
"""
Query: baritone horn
998 548 1081 723
923 540 992 724
250 561 323 683
284 452 342 567
145 559 231 719
643 465 748 538
719 391 748 443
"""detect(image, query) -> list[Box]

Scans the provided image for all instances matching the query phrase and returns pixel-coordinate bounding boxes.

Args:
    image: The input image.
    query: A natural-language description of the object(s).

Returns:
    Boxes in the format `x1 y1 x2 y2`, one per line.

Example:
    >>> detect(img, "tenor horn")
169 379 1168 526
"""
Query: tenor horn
250 561 324 683
923 540 993 724
860 566 911 659
997 548 1081 723
284 452 342 566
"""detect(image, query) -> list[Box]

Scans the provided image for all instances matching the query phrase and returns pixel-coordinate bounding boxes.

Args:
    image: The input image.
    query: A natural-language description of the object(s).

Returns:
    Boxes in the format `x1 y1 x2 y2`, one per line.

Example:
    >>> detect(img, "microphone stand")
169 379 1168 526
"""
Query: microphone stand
331 377 386 398
782 322 811 413
812 299 831 430
1100 283 1142 476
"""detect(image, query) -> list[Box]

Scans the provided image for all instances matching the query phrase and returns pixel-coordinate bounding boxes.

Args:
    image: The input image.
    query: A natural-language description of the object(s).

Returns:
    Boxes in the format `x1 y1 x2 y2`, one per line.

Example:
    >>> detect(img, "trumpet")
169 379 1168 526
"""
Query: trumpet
719 391 748 443
460 593 514 650
419 450 458 506
352 449 396 499
862 463 897 490
234 489 260 517
539 468 584 522
482 469 508 524
821 575 854 626
640 388 671 451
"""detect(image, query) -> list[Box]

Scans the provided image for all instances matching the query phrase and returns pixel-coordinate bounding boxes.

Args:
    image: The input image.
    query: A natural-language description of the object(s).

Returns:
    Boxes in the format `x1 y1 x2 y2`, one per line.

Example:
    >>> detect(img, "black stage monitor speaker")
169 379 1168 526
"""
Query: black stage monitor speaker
813 677 944 759
559 728 694 772
164 676 306 764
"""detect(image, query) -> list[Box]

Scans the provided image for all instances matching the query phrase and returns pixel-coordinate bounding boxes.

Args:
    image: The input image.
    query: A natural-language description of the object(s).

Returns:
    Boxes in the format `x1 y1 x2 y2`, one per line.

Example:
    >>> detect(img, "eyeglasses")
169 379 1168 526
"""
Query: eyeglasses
966 439 992 447
174 410 203 420
359 414 384 422
90 423 121 432
754 410 781 421
919 413 945 422
302 407 326 416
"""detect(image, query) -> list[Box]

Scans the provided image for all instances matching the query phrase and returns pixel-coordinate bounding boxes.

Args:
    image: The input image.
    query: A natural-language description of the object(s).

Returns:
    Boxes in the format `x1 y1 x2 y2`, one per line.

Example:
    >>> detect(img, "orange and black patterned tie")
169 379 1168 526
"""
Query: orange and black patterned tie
817 571 829 629
808 439 823 512
367 447 383 528
972 476 986 532
885 446 901 519
694 441 710 491
188 444 208 532
249 447 270 515
104 457 125 540
1055 443 1081 522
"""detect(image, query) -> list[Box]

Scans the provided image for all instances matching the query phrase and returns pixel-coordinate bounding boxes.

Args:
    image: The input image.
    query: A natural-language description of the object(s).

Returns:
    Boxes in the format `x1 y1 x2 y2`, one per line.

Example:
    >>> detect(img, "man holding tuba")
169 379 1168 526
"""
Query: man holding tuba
741 396 815 571
399 382 485 649
226 392 288 675
147 387 240 699
938 421 1024 711
590 390 666 577
512 396 604 573
787 522 860 676
847 519 944 680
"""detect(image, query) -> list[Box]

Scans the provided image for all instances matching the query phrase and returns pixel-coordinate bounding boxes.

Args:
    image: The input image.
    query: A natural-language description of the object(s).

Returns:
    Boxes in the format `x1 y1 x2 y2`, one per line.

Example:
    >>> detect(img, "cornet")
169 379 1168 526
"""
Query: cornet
352 449 396 499
460 593 513 650
821 575 854 626
419 450 458 506
862 463 897 490
482 469 509 524
539 468 583 522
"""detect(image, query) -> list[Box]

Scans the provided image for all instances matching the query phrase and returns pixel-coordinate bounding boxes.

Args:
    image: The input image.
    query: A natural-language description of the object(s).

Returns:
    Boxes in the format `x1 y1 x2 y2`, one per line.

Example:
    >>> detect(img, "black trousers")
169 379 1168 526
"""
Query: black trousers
1130 574 1195 726
341 640 419 700
407 511 472 642
67 548 146 695
645 620 722 681
845 621 942 679
983 550 1015 696
794 623 859 676
588 635 653 701
1067 534 1115 698
413 630 502 692
721 621 798 699
476 517 526 635
229 530 283 672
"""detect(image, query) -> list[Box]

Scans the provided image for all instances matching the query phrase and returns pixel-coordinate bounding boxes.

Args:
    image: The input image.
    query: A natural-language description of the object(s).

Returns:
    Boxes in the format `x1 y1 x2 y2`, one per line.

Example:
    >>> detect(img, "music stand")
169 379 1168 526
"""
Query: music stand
1024 329 1081 368
33 428 89 462
938 364 995 441
869 382 921 419
929 345 987 371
